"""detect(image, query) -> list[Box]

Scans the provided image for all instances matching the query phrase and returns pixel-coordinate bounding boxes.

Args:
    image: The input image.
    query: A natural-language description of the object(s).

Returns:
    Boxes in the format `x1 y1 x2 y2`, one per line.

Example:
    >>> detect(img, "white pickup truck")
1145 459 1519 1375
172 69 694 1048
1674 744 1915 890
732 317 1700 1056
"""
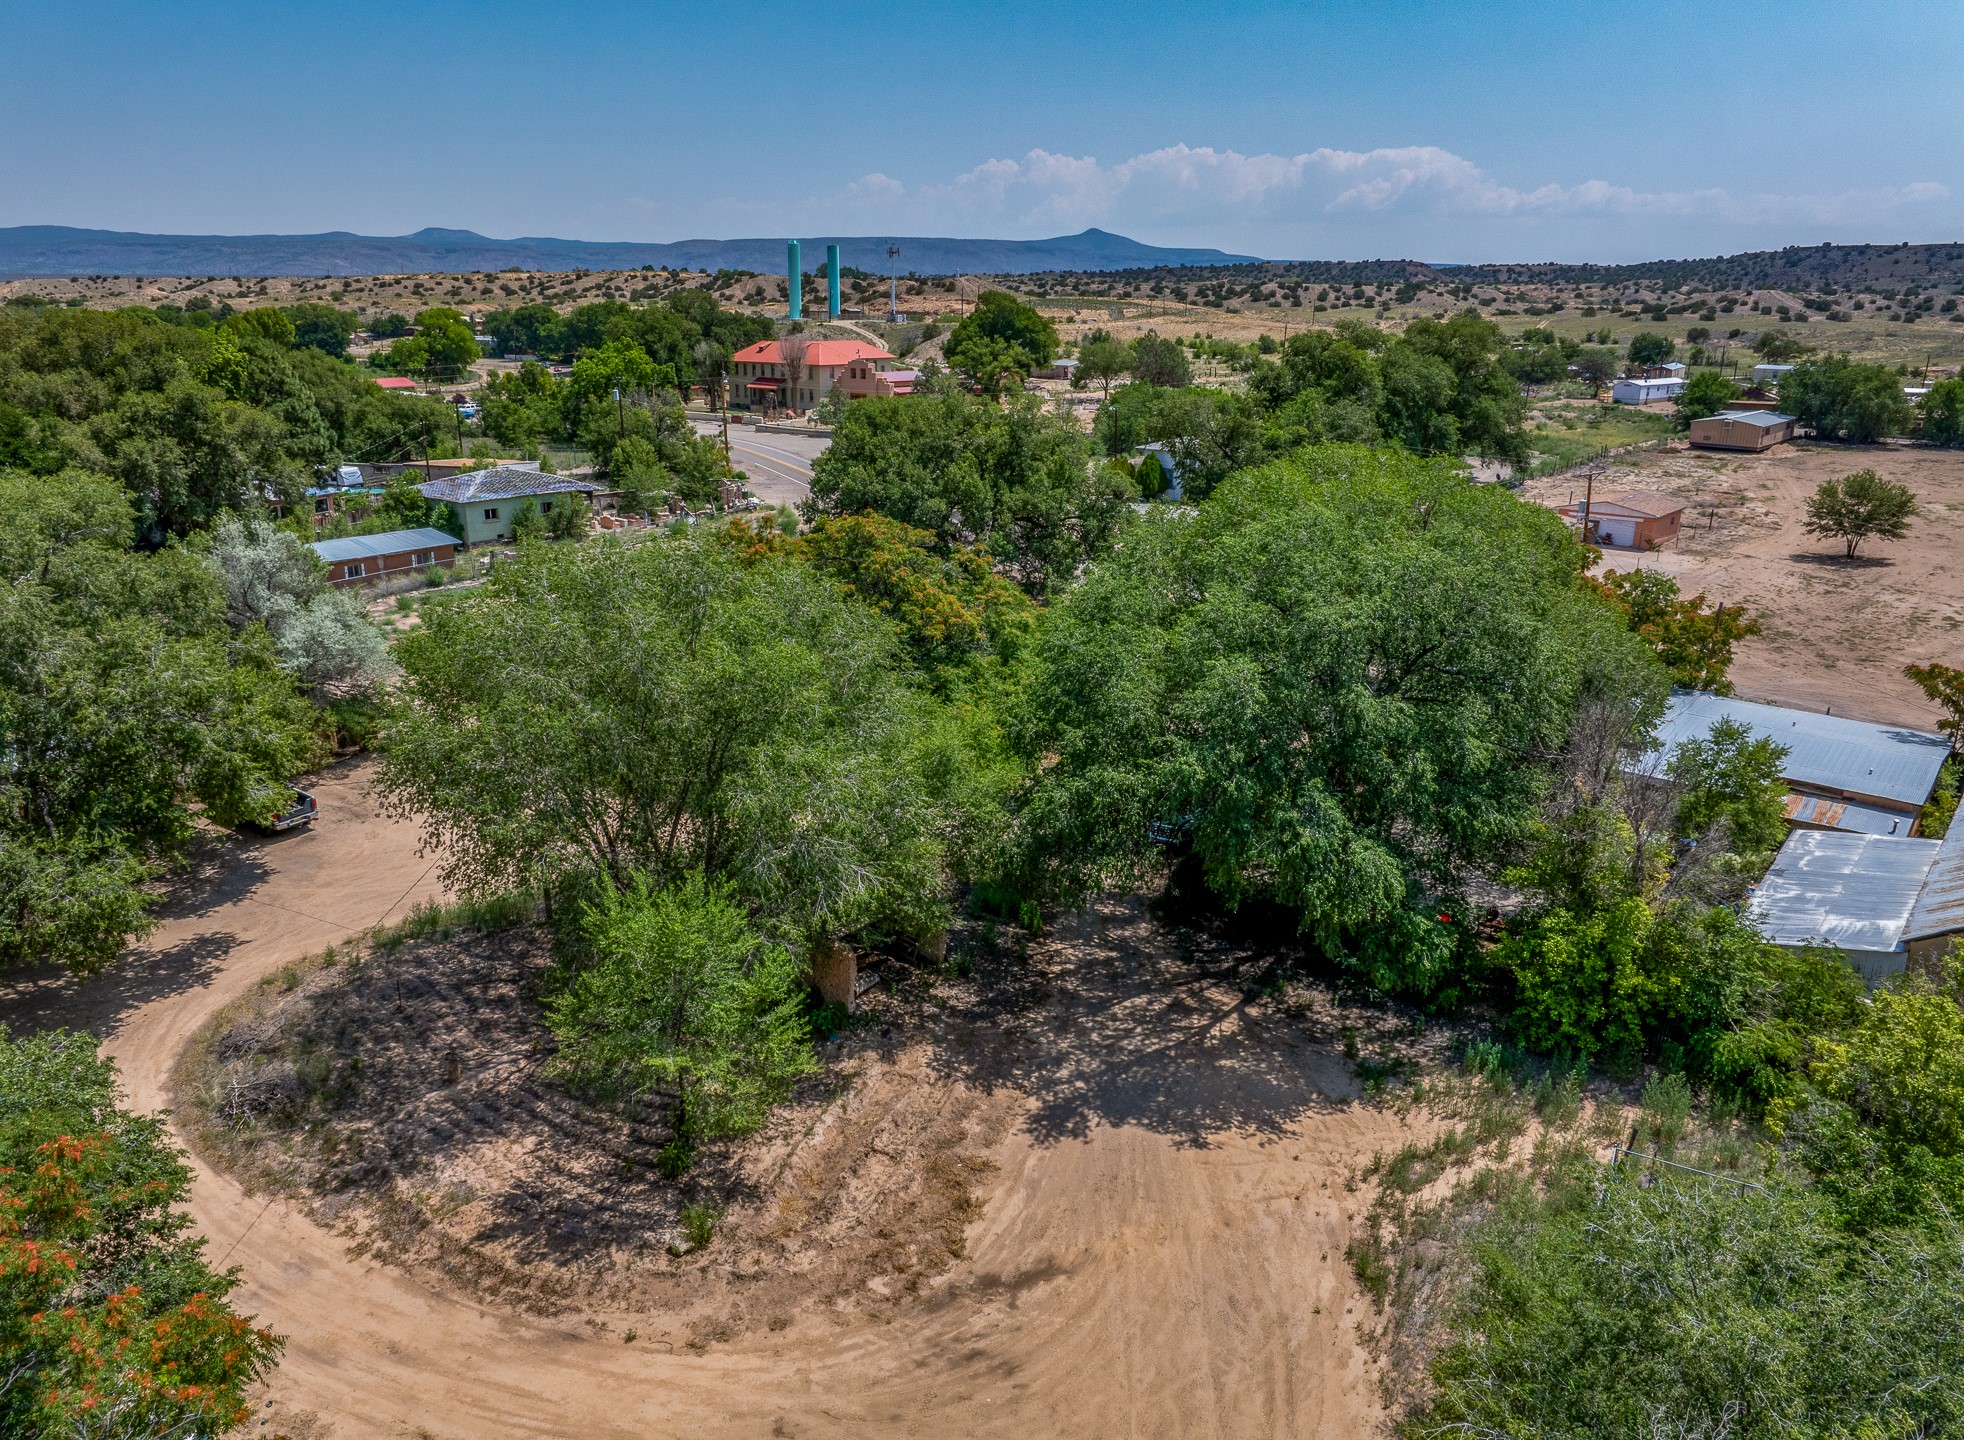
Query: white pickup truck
264 787 318 832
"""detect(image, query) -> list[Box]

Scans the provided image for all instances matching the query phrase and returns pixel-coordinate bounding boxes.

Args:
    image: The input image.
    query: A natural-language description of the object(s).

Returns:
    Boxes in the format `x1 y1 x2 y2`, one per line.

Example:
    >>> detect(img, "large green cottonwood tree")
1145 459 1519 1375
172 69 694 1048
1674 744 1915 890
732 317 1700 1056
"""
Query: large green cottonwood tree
1012 444 1650 993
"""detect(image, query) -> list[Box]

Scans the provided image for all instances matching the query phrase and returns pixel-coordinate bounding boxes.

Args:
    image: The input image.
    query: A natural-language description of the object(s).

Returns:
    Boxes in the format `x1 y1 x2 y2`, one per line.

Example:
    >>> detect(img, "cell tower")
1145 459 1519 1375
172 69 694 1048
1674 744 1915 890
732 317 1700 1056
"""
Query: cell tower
887 244 901 323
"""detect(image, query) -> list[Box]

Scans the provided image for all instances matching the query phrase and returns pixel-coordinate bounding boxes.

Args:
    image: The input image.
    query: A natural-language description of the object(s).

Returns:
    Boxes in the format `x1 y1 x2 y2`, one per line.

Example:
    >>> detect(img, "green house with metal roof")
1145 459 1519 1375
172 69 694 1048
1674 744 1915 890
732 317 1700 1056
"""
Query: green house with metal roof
416 462 601 546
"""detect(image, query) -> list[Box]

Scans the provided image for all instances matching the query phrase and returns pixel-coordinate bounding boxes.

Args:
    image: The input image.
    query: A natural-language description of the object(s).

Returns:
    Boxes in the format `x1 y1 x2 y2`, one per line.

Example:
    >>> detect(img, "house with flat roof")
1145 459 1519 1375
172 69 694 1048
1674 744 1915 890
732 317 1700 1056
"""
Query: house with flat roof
1554 491 1686 549
727 339 897 413
834 359 919 400
310 527 460 585
1645 691 1950 838
415 462 600 546
1688 410 1797 452
1749 831 1944 984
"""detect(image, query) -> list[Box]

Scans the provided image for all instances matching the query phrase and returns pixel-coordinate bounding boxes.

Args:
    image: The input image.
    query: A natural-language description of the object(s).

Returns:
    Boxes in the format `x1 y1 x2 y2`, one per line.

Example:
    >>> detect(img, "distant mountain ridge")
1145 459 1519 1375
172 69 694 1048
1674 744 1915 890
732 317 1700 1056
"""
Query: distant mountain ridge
0 225 1261 277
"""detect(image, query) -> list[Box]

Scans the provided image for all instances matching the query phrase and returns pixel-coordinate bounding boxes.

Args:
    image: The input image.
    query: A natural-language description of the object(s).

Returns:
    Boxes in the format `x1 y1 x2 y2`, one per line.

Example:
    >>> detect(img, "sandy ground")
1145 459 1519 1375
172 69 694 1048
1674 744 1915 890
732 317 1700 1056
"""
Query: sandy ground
1520 441 1964 729
0 760 1409 1439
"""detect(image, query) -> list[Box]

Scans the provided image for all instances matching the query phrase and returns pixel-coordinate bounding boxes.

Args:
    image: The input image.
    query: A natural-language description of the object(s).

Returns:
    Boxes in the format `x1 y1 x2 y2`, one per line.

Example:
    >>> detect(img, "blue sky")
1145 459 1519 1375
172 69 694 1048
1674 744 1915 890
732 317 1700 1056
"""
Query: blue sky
6 0 1961 262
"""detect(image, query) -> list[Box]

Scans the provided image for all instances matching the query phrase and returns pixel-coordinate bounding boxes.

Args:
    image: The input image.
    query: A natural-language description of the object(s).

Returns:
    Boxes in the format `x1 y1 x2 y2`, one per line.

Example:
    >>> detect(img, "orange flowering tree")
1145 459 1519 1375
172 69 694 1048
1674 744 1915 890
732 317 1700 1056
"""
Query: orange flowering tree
1 1031 281 1437
1591 567 1761 694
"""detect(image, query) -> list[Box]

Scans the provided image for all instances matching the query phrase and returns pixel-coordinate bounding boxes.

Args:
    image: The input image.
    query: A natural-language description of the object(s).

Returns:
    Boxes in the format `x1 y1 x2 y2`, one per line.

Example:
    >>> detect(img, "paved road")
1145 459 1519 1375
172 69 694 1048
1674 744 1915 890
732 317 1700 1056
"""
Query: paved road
692 420 828 508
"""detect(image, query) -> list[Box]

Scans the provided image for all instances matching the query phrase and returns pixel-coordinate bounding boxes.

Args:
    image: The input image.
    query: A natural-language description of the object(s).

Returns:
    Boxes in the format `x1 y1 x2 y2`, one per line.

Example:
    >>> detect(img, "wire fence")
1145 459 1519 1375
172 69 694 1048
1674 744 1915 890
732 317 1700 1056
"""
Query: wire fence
1606 1141 1766 1195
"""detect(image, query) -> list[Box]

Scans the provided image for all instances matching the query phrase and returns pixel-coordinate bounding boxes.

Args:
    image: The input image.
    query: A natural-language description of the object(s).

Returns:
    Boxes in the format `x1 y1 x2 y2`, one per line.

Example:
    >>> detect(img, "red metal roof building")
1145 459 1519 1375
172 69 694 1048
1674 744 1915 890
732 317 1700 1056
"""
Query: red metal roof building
727 339 897 413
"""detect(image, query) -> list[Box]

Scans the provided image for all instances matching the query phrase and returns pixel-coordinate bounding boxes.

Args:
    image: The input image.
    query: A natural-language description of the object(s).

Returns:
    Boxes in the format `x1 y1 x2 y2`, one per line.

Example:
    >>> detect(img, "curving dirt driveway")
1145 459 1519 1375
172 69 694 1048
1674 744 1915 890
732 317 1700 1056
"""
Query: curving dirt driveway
1 759 1403 1438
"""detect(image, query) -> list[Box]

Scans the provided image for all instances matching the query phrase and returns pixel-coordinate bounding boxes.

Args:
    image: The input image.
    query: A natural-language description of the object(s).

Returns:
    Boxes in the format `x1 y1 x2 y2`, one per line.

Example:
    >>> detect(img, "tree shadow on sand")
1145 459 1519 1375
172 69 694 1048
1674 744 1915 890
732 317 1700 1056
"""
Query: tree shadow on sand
914 893 1374 1150
0 932 239 1040
1789 550 1892 569
0 832 267 1041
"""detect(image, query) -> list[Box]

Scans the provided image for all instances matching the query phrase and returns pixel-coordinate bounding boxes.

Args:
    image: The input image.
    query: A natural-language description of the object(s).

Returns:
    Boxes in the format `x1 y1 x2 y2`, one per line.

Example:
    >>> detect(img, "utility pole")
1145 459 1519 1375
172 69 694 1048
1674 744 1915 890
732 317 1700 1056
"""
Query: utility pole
887 244 901 324
1579 461 1598 549
613 386 624 443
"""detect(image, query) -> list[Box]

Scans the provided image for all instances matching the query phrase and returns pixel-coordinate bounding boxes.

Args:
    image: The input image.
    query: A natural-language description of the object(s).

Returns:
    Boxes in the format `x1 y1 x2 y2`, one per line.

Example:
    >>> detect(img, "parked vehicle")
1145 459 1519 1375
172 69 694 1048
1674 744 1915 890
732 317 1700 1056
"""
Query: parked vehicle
264 786 318 831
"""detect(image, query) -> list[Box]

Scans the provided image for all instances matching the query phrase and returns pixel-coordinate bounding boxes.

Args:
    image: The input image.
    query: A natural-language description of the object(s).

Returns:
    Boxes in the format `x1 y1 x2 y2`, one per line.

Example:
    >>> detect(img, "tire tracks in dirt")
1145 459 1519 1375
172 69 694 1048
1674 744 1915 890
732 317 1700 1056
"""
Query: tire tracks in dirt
1 758 1410 1438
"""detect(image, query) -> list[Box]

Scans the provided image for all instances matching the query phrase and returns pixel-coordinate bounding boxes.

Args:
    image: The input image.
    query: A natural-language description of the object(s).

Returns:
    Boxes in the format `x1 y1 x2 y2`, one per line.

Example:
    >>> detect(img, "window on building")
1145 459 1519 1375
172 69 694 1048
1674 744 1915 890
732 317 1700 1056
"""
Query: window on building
483 507 500 520
344 561 365 578
540 499 554 514
412 550 435 567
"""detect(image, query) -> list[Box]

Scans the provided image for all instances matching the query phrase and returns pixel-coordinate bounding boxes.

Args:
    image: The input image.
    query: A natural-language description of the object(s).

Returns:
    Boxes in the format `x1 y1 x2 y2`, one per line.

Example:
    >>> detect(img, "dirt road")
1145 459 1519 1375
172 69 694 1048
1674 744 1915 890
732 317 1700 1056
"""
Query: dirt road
1 761 1401 1438
1523 442 1964 729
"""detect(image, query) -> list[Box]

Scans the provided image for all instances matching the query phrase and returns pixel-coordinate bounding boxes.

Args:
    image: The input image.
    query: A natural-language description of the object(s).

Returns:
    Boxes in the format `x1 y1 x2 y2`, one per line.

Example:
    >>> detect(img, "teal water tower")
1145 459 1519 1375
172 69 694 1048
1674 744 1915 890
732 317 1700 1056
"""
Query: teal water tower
826 244 840 318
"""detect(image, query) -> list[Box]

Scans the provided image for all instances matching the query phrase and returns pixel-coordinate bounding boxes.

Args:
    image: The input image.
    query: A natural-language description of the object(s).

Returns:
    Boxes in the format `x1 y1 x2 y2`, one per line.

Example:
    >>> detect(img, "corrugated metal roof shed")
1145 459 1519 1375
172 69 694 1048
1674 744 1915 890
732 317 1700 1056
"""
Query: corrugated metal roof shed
1906 824 1964 942
1652 692 1948 810
309 527 460 564
1749 830 1943 955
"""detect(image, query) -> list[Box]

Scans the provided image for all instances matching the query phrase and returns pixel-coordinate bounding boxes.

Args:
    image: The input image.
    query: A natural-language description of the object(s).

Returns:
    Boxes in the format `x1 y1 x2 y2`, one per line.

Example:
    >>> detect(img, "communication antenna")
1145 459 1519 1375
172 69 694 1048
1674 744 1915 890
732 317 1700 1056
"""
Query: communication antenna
887 244 901 323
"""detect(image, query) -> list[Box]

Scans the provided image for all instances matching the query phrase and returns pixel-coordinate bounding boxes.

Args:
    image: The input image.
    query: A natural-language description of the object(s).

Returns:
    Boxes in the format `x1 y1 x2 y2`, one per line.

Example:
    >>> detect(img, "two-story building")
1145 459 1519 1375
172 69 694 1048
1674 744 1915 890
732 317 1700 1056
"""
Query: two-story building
726 339 898 412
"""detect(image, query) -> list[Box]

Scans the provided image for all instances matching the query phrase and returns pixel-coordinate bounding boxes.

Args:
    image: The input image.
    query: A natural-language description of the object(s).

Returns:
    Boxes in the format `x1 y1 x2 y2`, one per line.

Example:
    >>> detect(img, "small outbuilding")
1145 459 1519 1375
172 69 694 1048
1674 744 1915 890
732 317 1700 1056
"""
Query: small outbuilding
1555 491 1686 549
1688 409 1797 451
1752 363 1796 386
1749 830 1943 984
310 527 460 585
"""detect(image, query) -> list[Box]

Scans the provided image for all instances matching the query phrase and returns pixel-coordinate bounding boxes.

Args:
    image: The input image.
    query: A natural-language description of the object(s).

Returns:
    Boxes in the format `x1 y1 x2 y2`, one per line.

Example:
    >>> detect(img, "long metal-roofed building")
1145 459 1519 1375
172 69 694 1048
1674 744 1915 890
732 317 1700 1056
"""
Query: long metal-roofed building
1647 691 1950 838
309 526 460 585
1748 831 1944 984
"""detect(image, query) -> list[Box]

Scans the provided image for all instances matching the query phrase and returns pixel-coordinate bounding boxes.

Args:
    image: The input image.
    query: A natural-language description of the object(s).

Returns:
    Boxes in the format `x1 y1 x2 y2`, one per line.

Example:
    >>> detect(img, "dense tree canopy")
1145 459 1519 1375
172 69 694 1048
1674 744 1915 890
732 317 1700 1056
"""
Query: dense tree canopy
1422 1166 1964 1440
0 471 320 974
807 391 1132 596
944 290 1059 393
1676 367 1742 423
379 530 971 944
1012 444 1648 994
482 292 770 372
0 303 456 538
1780 355 1913 442
1155 313 1538 467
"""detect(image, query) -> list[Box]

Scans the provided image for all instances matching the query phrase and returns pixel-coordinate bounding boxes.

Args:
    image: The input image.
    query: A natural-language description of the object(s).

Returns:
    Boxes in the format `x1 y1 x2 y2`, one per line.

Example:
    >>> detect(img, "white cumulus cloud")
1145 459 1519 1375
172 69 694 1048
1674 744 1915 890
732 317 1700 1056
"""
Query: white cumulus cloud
825 142 1950 260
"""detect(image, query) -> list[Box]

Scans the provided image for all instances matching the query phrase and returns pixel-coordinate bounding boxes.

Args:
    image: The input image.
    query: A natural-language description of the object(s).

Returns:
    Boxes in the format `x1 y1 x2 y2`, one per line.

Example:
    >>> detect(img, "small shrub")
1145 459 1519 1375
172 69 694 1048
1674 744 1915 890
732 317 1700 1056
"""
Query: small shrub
1641 1072 1693 1153
1535 1066 1585 1129
1347 1238 1391 1302
680 1201 719 1251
